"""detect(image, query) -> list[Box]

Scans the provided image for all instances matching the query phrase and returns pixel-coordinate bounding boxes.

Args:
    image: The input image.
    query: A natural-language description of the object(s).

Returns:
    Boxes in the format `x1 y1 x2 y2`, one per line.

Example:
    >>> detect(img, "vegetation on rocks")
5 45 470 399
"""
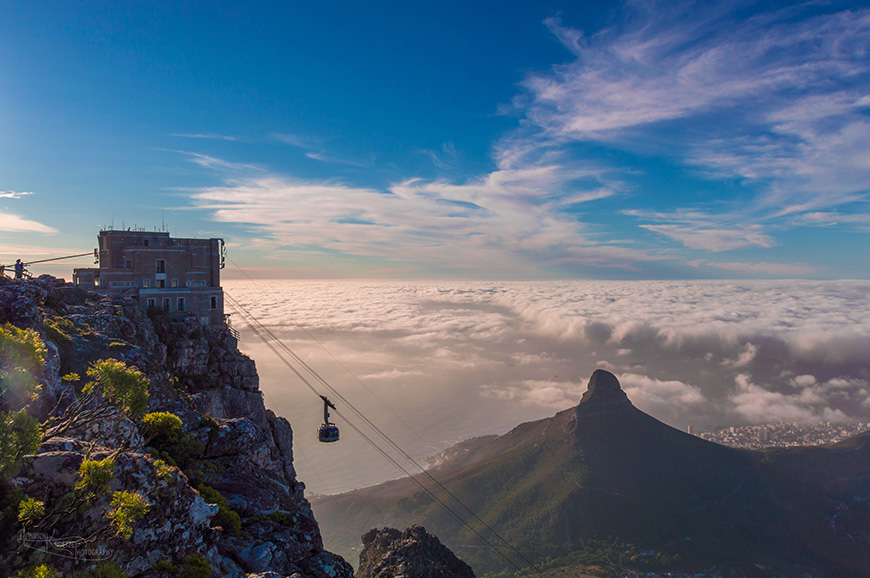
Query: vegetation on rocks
0 275 352 577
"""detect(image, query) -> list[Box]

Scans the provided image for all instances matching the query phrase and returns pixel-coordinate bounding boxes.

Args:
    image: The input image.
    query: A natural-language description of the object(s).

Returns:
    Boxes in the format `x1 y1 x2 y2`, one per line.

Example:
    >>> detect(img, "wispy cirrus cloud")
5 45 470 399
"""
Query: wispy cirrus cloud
170 133 240 141
0 212 57 234
505 1 870 252
188 158 651 275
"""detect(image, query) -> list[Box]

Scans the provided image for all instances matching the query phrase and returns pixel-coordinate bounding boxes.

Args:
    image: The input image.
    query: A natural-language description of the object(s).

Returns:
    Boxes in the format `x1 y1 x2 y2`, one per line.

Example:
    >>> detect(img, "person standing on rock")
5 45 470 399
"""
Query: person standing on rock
14 259 24 279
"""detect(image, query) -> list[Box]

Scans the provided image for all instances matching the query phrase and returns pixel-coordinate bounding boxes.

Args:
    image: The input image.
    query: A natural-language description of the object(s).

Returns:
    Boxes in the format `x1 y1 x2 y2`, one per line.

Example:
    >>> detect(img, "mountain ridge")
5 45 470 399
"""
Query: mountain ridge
313 370 870 577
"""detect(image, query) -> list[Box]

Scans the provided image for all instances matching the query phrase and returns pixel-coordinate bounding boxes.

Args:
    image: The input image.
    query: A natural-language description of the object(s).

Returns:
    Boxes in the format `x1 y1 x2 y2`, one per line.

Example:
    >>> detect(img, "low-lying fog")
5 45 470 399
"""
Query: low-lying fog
226 279 870 494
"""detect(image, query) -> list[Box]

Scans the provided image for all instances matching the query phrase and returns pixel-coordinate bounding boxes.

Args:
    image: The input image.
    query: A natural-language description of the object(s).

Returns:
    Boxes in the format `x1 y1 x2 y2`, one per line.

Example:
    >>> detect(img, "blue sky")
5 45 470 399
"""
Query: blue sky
1 0 869 279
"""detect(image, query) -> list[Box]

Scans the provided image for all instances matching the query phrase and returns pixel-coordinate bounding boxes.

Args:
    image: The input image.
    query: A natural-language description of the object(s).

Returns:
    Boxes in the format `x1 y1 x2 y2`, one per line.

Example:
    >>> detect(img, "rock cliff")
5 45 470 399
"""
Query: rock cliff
357 526 475 578
0 275 353 578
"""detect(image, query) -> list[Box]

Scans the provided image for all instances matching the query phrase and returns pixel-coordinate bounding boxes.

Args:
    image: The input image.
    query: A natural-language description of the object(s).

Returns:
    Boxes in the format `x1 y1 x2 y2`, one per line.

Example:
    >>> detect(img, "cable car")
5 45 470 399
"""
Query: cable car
318 395 340 443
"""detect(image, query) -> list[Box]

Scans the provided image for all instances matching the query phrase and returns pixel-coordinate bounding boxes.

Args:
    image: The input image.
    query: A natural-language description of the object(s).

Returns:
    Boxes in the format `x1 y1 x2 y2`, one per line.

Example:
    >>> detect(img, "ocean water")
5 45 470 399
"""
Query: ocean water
224 279 870 494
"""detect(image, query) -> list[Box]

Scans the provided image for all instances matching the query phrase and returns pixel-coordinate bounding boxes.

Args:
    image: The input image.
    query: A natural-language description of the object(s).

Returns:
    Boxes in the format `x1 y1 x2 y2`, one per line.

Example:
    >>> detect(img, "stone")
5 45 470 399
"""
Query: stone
357 526 475 578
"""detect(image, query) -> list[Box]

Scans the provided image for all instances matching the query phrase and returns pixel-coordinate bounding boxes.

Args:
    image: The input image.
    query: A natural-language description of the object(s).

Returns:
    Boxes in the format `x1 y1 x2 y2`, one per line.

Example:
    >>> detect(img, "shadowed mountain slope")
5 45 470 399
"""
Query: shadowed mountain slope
313 370 870 576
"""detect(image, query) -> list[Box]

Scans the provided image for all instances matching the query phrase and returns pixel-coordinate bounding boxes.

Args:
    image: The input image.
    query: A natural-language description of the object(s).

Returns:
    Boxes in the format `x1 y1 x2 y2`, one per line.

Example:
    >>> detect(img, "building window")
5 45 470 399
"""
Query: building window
147 298 156 308
156 279 165 289
143 279 150 288
144 239 149 246
162 298 170 311
156 259 165 273
124 259 132 269
210 296 217 309
177 298 185 312
171 279 178 288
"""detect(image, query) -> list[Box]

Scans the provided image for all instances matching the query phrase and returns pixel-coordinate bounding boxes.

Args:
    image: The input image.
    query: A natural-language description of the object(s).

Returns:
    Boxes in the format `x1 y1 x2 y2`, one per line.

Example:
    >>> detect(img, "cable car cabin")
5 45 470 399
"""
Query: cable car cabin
318 395 340 443
318 422 340 443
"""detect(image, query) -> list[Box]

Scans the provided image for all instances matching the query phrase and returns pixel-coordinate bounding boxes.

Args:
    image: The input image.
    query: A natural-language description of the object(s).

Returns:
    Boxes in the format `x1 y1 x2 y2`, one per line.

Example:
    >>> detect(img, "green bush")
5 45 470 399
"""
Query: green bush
179 554 211 578
74 561 128 578
0 323 47 409
44 317 74 346
153 560 176 573
0 323 46 372
251 510 296 526
0 409 42 478
17 496 45 525
84 359 150 420
107 490 150 539
151 554 211 578
193 482 241 536
76 456 116 493
139 411 203 469
14 565 62 578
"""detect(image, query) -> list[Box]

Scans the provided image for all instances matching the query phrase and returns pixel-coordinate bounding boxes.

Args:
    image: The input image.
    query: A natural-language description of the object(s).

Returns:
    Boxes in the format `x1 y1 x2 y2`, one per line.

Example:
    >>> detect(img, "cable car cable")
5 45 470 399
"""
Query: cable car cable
227 259 437 454
224 291 543 576
225 295 533 574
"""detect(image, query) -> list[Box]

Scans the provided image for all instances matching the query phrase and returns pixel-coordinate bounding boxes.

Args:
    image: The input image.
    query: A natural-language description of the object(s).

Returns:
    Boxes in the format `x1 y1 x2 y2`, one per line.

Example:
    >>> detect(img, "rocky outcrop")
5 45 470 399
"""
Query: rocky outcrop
575 368 633 417
0 276 353 578
12 437 219 576
357 526 475 578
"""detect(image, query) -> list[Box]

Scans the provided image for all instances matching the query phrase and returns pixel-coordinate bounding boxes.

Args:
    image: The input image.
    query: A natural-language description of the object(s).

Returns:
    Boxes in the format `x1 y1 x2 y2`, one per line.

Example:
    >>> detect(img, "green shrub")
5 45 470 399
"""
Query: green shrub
76 456 116 493
153 459 174 482
84 359 149 420
152 560 177 574
0 323 46 372
0 409 42 478
139 412 203 469
14 565 62 578
74 561 128 578
0 324 47 409
197 415 219 432
44 317 73 346
108 342 126 350
107 490 150 539
193 482 241 536
151 554 211 578
17 496 45 525
179 554 211 578
252 510 296 526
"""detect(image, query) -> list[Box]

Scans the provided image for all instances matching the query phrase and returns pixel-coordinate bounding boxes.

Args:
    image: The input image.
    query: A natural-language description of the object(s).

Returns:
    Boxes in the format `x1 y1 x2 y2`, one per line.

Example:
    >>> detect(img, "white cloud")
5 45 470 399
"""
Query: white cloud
640 224 774 252
230 279 870 491
0 211 57 234
722 342 758 368
0 191 34 199
189 163 652 274
360 368 424 381
730 373 848 424
170 133 239 141
619 372 705 414
503 2 870 250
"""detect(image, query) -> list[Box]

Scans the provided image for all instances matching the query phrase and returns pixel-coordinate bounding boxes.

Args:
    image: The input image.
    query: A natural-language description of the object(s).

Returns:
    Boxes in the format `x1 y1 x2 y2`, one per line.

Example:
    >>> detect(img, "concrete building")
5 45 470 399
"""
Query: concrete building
73 229 226 325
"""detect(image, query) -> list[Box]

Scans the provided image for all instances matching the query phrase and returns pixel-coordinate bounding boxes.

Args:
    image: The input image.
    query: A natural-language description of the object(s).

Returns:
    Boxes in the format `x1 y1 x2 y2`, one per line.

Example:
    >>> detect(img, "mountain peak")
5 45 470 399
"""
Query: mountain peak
576 369 633 417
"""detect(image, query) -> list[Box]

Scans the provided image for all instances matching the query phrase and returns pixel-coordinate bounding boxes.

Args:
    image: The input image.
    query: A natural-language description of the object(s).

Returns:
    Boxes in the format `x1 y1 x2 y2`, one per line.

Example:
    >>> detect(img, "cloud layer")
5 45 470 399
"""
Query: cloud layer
228 279 870 492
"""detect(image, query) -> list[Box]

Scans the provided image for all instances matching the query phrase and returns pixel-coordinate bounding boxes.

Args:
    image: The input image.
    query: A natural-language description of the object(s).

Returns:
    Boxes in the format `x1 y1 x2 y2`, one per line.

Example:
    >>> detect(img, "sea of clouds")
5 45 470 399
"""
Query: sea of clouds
225 279 870 493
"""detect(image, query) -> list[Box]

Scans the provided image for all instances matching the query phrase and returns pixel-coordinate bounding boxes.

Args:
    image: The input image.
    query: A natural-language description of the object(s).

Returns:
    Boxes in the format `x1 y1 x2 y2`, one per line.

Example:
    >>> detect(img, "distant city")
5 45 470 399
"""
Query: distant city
694 422 870 449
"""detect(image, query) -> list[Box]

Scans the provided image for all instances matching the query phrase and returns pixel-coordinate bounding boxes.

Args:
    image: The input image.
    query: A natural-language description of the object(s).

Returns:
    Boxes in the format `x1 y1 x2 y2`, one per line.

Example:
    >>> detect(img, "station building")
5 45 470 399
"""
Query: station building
73 229 226 325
